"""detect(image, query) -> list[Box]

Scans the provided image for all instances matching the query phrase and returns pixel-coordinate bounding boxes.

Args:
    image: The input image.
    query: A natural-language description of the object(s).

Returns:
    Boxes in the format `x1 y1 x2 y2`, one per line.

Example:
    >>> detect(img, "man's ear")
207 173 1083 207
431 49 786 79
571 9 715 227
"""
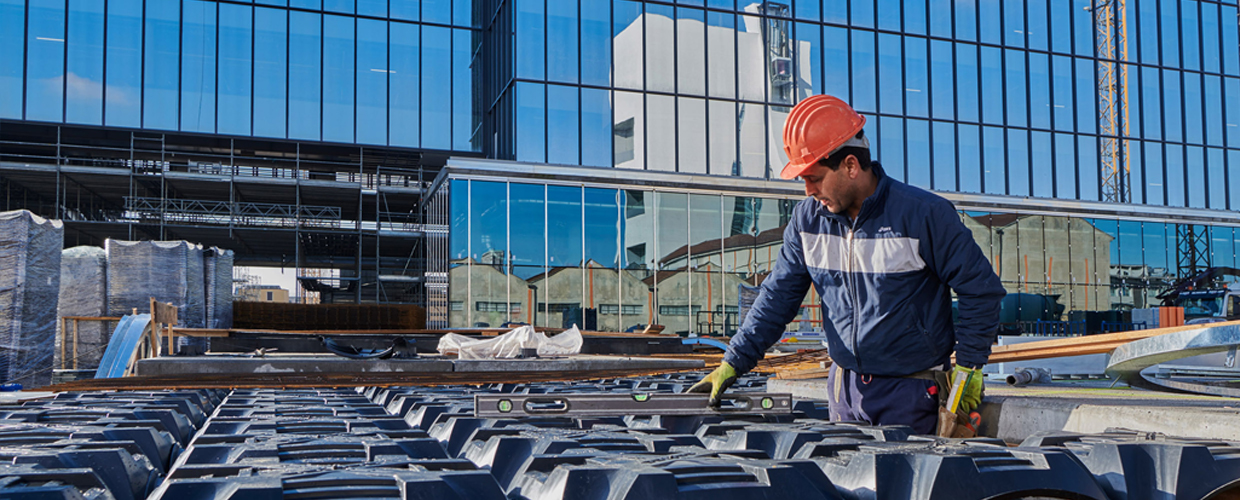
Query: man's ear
845 155 861 178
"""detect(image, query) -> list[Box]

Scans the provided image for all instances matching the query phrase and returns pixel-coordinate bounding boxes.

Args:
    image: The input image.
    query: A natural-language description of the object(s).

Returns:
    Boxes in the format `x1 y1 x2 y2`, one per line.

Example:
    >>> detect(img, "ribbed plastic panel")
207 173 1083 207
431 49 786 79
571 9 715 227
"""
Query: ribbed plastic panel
5 376 1240 500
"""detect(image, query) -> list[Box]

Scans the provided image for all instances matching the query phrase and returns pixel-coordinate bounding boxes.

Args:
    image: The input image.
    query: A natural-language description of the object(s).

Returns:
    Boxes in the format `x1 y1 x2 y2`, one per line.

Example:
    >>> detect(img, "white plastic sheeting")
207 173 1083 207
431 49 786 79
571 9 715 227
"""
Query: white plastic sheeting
58 246 108 370
0 210 63 388
437 325 583 359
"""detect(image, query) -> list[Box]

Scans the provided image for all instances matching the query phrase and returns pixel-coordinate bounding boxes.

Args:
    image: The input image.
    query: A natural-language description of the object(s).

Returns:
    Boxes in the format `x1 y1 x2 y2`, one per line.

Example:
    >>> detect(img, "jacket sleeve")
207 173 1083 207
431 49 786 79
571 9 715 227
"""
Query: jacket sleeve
723 211 814 374
925 200 1006 368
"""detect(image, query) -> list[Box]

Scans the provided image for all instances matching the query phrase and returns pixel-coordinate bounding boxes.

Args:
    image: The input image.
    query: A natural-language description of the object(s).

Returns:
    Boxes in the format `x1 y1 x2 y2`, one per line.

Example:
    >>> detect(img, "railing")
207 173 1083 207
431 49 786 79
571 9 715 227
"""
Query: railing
1101 320 1149 333
1017 319 1087 336
123 197 342 229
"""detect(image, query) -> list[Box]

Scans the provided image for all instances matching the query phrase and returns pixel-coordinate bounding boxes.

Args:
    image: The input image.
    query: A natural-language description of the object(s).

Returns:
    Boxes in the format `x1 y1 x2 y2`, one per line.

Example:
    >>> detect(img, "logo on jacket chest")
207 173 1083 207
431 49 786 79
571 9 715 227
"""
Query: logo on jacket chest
873 226 904 238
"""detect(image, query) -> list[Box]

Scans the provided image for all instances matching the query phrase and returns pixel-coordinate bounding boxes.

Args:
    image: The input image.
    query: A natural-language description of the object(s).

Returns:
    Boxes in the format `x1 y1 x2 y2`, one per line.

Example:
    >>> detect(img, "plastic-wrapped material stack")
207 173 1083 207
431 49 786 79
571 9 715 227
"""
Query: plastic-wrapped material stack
203 248 234 332
106 240 205 328
185 243 205 329
204 247 234 329
57 246 108 370
0 210 63 388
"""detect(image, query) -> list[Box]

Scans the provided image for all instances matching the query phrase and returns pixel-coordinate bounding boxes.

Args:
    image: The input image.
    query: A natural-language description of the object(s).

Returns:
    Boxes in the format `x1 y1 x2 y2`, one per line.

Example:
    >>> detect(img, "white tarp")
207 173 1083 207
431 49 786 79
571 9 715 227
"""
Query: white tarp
437 325 583 359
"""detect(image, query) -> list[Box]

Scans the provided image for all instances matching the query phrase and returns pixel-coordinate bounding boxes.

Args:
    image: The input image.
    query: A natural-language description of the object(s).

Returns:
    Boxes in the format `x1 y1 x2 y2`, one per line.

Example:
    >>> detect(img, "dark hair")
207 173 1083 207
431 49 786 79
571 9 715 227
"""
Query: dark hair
817 131 871 171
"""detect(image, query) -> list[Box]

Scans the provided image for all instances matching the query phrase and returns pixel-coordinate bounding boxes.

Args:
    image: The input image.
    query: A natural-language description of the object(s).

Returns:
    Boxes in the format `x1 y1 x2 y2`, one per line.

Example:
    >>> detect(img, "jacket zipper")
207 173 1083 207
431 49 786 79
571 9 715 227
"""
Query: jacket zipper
846 225 862 373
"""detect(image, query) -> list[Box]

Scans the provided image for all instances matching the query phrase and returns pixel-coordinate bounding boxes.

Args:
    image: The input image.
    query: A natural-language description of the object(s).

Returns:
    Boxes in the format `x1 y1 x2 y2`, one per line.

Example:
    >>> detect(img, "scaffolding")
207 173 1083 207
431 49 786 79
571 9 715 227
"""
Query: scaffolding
1093 0 1132 204
0 120 467 305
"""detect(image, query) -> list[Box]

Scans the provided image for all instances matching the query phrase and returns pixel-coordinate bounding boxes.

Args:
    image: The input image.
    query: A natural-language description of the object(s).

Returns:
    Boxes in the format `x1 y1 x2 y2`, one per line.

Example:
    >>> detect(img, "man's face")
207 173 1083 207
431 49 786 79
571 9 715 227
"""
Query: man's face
799 157 853 214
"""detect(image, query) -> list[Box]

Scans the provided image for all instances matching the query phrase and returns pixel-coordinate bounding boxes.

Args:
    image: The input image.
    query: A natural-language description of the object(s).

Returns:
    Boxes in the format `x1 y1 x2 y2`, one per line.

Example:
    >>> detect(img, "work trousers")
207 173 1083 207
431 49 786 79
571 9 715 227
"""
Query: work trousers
826 363 940 435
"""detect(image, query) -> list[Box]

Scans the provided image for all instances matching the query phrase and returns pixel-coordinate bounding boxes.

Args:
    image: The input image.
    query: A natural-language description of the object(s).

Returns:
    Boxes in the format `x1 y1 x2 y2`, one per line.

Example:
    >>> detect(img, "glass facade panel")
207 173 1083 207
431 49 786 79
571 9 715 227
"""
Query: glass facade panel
218 3 253 136
322 14 354 142
647 94 676 171
547 0 578 84
254 7 289 139
516 82 545 162
679 97 707 174
547 186 583 328
356 19 387 145
142 0 178 130
27 0 65 123
581 88 611 167
547 84 579 165
66 0 104 125
105 0 142 127
288 10 321 140
421 25 450 148
0 0 24 118
389 22 419 146
677 7 705 96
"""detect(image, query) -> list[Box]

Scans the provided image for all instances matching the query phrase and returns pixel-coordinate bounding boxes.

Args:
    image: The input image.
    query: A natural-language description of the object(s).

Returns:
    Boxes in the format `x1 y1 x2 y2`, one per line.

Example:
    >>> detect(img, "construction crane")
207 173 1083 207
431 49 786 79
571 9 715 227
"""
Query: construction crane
1092 0 1131 204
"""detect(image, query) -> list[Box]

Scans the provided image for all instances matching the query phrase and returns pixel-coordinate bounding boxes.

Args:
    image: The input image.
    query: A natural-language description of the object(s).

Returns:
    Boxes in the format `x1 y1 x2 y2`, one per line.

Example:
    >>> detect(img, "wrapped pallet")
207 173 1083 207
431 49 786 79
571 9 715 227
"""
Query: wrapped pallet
106 240 205 328
57 246 108 370
204 247 234 329
0 210 63 388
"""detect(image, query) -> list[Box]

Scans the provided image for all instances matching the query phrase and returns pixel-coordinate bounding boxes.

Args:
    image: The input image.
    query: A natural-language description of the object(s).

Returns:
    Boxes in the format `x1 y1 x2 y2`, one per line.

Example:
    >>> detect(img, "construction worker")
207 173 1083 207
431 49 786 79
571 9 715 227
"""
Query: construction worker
688 95 1005 435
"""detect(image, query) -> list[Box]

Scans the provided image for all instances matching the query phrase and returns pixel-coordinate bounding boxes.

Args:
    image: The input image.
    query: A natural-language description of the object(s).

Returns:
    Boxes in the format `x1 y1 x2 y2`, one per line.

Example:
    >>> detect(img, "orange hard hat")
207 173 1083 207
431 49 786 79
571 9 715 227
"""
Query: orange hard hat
780 95 867 180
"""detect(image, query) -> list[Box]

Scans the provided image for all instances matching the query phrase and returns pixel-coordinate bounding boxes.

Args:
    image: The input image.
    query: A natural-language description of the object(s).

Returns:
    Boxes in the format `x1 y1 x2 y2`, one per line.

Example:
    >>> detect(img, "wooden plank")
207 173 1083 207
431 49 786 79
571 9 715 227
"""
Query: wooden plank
150 298 178 326
173 328 233 338
986 320 1240 364
61 316 123 321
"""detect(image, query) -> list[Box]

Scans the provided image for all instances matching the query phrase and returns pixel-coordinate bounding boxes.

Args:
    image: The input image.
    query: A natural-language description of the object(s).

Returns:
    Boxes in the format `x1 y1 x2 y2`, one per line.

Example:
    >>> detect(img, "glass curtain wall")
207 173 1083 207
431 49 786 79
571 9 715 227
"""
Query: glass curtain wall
492 0 1240 211
448 178 1240 334
1 0 478 152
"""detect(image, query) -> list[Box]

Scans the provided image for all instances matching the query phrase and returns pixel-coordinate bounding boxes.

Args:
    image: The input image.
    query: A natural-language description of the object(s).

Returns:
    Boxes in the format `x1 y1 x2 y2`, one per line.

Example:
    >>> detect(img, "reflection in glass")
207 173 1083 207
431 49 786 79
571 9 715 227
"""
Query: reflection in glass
678 7 705 96
689 194 724 335
356 18 387 145
956 43 978 123
737 12 764 102
66 0 104 125
708 100 737 176
105 0 141 127
180 2 217 131
932 122 955 191
323 14 354 142
738 103 766 178
0 0 24 118
768 105 790 173
27 0 65 123
905 37 928 118
822 26 847 100
547 0 577 84
614 1 643 90
218 3 252 135
907 119 930 189
581 1 610 86
581 88 611 167
289 11 321 140
878 116 904 184
547 84 579 165
851 31 875 113
254 7 288 138
516 0 544 80
708 11 737 99
679 97 707 174
547 186 583 329
656 192 689 334
389 22 419 146
614 91 644 169
142 0 178 130
422 25 451 148
468 181 510 328
584 189 619 330
647 94 676 171
509 183 545 325
877 34 902 115
516 82 546 162
795 22 820 98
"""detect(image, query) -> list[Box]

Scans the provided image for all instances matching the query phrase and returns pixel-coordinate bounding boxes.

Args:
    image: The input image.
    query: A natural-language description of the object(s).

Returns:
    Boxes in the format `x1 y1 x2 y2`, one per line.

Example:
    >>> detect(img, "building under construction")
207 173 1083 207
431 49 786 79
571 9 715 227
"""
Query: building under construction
5 0 1240 497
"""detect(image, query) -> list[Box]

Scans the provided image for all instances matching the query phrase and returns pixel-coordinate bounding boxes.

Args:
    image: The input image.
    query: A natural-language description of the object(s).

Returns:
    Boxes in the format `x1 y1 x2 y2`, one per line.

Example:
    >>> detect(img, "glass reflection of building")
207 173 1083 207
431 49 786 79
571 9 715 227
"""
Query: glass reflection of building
441 0 1240 333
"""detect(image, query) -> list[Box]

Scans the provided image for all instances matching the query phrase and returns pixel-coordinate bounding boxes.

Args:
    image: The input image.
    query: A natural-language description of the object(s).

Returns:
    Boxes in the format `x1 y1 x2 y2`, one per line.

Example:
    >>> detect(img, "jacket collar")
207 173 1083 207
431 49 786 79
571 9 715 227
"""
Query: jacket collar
818 161 891 228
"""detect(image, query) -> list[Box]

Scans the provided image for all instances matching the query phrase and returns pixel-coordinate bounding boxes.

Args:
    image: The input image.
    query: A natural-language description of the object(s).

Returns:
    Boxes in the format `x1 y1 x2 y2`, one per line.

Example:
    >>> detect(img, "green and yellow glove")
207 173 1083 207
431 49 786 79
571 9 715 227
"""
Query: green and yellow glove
950 364 985 413
687 362 738 407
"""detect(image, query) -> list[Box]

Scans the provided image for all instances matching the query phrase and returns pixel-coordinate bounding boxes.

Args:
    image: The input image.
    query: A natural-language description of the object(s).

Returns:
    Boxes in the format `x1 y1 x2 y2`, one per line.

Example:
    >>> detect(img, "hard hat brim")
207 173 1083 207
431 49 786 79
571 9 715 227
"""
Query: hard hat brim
779 160 814 180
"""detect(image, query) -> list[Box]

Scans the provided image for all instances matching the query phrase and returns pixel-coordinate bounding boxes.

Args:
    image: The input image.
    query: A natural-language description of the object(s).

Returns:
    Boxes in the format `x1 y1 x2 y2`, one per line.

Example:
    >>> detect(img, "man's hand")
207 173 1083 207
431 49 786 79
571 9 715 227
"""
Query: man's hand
950 364 985 413
687 362 738 406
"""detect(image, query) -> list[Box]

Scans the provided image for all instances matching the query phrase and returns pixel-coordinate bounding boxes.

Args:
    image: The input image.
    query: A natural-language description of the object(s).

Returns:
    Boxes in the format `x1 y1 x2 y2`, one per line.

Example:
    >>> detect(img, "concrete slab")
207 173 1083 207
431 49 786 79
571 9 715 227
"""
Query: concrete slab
769 377 1240 443
135 354 704 377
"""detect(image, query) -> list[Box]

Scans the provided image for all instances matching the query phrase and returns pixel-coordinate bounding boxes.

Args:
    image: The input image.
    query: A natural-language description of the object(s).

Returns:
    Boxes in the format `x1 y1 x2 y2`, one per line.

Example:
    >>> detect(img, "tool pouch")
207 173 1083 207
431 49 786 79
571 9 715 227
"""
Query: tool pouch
936 407 977 438
932 370 977 438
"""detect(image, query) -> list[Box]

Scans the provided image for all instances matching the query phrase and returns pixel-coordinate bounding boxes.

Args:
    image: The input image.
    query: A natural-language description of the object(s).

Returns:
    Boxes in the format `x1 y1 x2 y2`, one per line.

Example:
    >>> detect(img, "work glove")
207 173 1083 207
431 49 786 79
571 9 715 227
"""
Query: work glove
687 362 738 407
950 364 985 413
